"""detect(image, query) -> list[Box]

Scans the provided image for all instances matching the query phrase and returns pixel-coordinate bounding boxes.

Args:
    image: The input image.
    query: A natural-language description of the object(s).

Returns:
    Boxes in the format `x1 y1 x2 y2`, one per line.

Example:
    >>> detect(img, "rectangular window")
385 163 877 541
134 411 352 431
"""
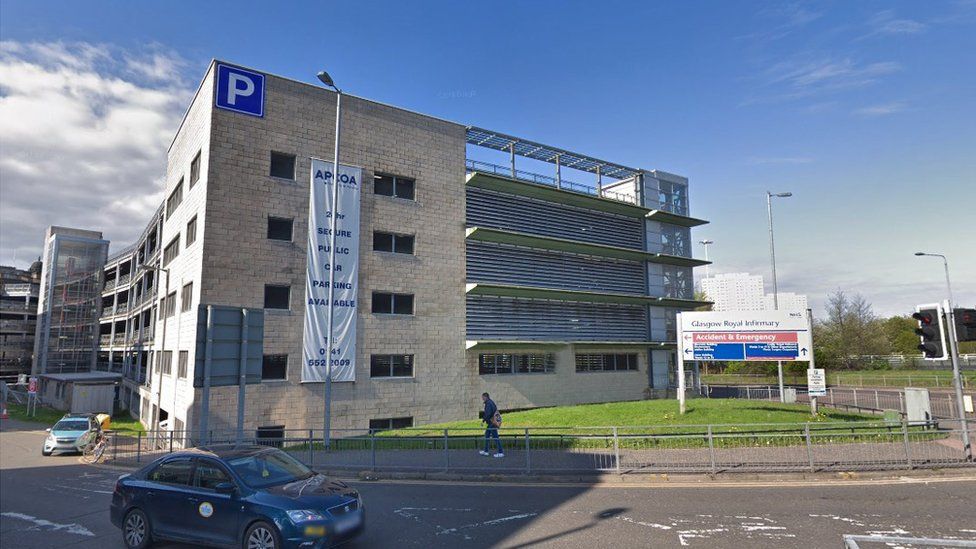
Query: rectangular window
373 174 415 200
373 232 414 254
575 353 639 372
160 350 173 375
186 216 197 246
371 292 413 315
262 354 287 381
181 282 193 312
162 235 180 267
267 217 293 241
190 151 201 187
165 291 177 318
269 151 296 180
264 285 290 310
166 179 183 217
479 354 555 375
369 354 413 378
177 350 188 378
368 417 413 432
256 425 285 448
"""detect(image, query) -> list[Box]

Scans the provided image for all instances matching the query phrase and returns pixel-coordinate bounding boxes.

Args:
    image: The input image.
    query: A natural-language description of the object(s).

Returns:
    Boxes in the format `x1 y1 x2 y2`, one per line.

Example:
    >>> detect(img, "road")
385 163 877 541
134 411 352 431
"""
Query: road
3 418 976 548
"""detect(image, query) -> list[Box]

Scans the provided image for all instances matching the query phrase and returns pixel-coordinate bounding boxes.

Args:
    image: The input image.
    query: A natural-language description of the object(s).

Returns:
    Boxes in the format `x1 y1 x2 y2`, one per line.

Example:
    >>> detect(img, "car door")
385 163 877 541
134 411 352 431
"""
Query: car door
144 457 195 539
183 458 241 546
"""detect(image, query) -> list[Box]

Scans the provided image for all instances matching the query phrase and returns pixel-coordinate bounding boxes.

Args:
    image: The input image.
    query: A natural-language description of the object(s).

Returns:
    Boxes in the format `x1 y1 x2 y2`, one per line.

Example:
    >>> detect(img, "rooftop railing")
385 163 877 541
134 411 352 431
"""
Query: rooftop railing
466 159 638 206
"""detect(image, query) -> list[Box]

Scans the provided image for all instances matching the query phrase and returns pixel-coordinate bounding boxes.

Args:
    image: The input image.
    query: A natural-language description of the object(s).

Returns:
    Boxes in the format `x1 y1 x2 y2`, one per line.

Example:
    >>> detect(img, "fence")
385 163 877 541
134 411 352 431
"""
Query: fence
99 419 974 476
701 373 973 389
703 384 976 420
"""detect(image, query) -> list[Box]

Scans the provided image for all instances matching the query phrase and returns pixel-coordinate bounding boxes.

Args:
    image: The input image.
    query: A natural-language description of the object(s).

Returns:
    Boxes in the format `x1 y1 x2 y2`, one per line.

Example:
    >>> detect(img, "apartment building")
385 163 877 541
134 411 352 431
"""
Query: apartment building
116 60 709 435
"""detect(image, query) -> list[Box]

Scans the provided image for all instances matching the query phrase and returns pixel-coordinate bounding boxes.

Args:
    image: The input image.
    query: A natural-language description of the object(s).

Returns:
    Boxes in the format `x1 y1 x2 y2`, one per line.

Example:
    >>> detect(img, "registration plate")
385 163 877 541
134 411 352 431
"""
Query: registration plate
303 525 325 537
333 512 361 534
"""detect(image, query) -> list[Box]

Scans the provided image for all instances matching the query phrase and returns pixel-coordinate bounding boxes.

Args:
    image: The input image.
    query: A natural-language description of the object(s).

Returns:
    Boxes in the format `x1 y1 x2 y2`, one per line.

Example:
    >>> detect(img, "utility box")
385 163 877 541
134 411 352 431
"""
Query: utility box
783 387 797 403
904 387 932 424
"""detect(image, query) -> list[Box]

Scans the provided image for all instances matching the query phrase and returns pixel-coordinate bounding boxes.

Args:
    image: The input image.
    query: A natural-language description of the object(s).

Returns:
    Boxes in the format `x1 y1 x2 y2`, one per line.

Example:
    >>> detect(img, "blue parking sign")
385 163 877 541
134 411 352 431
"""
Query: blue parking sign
215 64 265 117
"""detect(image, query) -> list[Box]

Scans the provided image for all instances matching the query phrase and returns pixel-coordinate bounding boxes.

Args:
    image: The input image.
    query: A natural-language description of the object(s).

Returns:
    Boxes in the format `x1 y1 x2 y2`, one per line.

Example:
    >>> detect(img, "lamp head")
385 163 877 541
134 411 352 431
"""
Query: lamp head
316 71 336 89
914 252 926 256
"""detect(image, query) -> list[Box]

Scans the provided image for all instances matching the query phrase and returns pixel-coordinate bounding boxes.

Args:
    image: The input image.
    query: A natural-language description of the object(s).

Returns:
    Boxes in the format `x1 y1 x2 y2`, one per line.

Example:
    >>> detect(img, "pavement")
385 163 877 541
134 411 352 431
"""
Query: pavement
3 417 976 548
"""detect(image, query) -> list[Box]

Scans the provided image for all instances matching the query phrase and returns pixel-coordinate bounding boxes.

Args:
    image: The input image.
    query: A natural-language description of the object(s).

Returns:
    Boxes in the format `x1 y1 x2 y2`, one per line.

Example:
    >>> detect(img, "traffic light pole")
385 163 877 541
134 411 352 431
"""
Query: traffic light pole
944 304 972 461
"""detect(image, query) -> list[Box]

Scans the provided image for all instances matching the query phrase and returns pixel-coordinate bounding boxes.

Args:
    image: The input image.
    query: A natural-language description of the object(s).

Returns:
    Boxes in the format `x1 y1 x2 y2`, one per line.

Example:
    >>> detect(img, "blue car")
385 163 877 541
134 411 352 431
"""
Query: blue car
110 445 364 548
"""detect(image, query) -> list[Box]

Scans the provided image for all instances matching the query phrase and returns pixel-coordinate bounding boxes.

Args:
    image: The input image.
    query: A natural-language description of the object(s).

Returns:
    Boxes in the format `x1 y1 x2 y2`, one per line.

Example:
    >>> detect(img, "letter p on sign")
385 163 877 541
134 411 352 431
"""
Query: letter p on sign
215 64 265 117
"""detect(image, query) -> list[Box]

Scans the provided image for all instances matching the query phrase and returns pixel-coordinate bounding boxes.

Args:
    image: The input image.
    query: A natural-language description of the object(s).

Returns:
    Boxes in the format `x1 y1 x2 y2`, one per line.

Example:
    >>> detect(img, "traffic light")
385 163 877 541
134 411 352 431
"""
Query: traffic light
913 304 947 360
954 308 976 342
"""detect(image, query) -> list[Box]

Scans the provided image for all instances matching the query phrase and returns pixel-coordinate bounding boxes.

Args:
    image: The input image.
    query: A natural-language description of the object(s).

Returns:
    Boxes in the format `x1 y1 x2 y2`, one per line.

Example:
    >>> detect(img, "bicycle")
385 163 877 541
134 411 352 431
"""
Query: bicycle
82 432 108 463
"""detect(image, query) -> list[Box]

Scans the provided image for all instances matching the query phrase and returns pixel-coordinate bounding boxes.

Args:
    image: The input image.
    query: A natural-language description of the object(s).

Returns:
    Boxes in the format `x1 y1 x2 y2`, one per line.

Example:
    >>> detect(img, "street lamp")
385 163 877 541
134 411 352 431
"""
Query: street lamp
140 264 169 434
914 252 970 460
699 239 714 279
766 191 792 402
317 69 342 449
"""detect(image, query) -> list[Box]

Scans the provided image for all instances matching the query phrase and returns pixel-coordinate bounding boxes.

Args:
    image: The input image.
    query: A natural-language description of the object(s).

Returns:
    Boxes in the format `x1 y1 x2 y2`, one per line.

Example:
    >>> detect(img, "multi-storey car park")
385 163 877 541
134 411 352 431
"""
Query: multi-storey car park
0 262 42 378
96 60 709 436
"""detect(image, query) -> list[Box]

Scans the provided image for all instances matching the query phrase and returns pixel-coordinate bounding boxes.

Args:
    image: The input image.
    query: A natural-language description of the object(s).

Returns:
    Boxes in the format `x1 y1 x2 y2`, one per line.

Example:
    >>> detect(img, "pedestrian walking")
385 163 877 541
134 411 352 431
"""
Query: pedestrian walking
479 392 504 458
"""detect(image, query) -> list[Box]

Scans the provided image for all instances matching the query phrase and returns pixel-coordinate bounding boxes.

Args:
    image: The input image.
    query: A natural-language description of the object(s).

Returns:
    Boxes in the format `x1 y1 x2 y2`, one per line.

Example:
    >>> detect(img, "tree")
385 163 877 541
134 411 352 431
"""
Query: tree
882 315 922 355
694 290 713 312
813 290 890 369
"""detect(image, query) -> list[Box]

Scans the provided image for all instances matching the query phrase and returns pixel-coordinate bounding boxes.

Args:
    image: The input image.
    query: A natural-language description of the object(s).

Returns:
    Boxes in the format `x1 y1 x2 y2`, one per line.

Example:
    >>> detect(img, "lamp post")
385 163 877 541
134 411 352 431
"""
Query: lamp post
317 69 342 450
914 252 970 460
766 191 792 402
140 264 169 434
699 239 714 279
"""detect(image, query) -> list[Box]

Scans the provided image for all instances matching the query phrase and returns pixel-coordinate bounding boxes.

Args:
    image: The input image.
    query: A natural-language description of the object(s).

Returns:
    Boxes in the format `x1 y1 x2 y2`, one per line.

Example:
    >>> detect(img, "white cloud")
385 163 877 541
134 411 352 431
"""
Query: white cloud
852 101 908 117
0 41 193 266
862 10 928 39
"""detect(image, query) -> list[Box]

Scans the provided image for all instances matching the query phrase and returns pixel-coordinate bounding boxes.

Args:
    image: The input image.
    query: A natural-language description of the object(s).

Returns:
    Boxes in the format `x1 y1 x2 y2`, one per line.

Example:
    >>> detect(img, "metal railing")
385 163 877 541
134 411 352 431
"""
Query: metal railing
100 419 974 475
701 372 973 389
466 159 638 205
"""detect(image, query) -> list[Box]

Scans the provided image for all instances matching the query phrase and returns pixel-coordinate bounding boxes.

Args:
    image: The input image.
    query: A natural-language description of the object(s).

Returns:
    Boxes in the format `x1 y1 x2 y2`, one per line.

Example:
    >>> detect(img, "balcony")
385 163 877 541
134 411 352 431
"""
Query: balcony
103 278 117 292
99 334 112 346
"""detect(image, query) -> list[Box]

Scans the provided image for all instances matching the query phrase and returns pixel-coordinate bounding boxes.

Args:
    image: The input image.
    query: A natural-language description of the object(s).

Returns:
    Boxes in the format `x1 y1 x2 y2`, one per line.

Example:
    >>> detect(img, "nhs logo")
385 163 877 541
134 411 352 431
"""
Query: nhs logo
215 64 265 117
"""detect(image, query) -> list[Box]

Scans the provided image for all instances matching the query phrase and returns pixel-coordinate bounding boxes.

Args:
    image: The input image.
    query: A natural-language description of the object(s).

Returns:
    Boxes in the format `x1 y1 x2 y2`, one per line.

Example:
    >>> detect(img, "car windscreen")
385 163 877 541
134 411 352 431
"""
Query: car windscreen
53 420 89 431
226 450 314 488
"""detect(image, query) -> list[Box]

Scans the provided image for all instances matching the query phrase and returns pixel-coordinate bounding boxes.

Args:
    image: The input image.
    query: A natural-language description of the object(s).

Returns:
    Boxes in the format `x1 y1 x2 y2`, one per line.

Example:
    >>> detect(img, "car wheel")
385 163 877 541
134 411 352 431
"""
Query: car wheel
243 521 280 549
41 449 52 456
122 508 153 549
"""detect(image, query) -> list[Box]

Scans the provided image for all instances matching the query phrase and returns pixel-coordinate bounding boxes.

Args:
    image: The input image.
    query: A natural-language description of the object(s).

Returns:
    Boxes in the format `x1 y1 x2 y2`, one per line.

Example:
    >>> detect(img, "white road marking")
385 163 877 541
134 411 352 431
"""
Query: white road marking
809 514 867 527
1 512 95 537
436 512 538 536
677 527 729 546
618 516 673 530
54 484 113 495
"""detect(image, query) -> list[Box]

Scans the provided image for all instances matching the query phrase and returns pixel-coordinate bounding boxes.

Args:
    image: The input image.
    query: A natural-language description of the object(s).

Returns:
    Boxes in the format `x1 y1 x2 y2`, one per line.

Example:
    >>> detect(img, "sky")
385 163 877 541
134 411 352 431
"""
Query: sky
0 0 973 318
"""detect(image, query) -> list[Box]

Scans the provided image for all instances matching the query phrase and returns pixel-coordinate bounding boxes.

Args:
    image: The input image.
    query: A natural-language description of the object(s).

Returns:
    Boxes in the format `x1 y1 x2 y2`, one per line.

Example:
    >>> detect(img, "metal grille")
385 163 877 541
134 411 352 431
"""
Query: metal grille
466 242 646 295
466 296 648 341
466 188 643 249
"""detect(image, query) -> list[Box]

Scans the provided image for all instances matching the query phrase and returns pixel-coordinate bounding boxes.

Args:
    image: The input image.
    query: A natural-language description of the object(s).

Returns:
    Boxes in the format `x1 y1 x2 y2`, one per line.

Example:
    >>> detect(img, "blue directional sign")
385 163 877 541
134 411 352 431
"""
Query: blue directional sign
215 64 265 117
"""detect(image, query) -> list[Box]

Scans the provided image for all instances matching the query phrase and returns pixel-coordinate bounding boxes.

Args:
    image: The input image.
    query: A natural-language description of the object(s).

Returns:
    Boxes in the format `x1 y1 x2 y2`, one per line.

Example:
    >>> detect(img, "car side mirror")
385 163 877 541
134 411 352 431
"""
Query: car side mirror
45 428 51 432
214 482 237 495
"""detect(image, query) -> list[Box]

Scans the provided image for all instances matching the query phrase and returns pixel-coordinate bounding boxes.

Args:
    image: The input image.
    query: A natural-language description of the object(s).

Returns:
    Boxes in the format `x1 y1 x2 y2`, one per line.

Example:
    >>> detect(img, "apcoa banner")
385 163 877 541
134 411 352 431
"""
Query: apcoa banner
302 159 361 383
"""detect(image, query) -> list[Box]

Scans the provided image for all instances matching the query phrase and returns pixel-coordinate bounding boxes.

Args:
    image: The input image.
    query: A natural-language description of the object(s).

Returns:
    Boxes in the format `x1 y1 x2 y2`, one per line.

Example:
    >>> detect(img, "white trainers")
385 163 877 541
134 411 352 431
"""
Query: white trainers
493 453 505 458
478 450 490 456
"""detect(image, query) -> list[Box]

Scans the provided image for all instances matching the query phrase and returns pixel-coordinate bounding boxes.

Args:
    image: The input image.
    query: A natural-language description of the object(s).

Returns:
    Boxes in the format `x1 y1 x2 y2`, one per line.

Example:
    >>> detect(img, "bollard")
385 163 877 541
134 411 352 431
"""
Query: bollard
525 428 531 474
804 423 815 472
707 425 717 475
613 427 621 475
853 388 858 408
902 419 913 469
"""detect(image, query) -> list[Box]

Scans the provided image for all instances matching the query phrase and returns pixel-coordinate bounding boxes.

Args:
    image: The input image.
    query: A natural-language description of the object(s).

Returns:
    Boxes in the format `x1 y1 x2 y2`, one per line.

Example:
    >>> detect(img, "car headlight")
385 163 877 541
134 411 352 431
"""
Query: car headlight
46 434 56 443
287 510 325 524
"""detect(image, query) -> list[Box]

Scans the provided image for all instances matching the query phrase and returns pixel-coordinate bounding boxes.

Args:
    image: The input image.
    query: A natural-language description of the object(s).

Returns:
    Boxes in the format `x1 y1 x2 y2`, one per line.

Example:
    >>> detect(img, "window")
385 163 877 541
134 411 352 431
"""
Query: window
368 417 413 432
663 266 693 300
373 232 414 254
193 459 231 490
370 354 413 378
269 152 296 180
162 235 180 267
181 282 193 312
186 216 197 246
373 174 415 200
160 350 173 375
149 458 193 485
256 425 285 448
190 151 201 187
264 285 290 310
177 350 188 378
371 292 413 315
267 217 293 241
166 179 183 217
479 354 555 375
262 354 287 381
165 291 177 318
575 353 639 372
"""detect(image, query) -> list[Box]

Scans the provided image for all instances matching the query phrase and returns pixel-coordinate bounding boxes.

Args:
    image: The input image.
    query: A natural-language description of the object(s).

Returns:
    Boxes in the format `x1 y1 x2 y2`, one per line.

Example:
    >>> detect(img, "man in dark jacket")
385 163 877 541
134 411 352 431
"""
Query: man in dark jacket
479 392 504 457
